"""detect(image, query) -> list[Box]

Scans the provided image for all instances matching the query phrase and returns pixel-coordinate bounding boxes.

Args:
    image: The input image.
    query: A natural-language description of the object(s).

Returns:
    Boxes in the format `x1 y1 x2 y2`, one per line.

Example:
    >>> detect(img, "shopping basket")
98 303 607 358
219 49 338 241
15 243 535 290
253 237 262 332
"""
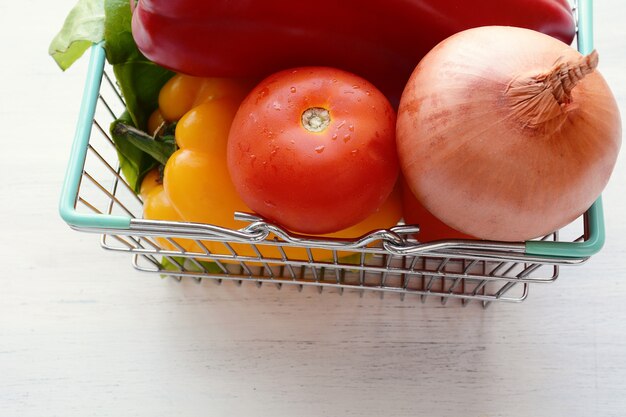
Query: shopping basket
59 0 602 307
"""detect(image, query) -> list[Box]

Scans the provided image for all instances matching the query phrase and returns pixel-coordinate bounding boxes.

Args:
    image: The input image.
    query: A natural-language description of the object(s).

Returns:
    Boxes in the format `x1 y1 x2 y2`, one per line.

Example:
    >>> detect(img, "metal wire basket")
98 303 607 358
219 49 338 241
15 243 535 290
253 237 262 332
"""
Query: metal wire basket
59 0 603 307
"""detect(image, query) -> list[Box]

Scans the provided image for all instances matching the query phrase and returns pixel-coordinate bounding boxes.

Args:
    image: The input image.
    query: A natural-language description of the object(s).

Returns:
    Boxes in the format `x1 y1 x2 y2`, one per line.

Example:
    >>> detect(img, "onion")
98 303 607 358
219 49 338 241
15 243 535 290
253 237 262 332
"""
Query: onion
396 26 621 242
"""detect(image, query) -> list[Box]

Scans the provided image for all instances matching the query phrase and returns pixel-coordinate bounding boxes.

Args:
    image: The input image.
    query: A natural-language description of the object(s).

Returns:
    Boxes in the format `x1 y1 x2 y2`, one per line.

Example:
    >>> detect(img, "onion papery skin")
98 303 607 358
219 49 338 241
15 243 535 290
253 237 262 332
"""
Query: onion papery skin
396 26 621 242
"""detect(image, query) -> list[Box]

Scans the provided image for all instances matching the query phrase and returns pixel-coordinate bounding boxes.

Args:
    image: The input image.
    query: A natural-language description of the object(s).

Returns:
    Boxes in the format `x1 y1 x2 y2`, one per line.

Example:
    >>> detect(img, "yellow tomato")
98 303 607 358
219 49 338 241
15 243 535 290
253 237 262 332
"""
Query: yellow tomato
163 99 251 229
147 109 166 136
158 74 252 122
140 169 197 252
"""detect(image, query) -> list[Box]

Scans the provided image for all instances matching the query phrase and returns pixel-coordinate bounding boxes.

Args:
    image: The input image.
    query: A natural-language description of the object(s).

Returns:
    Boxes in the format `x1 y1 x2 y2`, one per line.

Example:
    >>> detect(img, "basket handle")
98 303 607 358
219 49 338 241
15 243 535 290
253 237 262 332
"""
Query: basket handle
523 0 605 259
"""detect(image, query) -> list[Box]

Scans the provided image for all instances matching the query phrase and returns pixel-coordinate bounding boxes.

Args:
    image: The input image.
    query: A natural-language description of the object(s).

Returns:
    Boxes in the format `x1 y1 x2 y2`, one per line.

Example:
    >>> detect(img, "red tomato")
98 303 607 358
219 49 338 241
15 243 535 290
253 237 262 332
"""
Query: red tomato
401 181 476 242
227 67 399 234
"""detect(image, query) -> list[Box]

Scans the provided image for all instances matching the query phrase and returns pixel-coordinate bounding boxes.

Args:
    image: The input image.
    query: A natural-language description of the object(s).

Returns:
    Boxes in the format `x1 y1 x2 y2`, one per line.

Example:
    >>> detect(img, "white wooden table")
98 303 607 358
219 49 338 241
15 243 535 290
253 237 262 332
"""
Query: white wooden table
1 1 625 416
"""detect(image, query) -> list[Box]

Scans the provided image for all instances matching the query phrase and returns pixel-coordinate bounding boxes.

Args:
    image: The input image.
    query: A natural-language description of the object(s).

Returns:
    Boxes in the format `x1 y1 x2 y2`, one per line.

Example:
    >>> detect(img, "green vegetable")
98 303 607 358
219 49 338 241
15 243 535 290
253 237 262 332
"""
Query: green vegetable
160 257 224 278
109 112 177 192
111 119 176 166
50 0 173 129
108 111 155 192
51 0 175 191
48 0 105 71
103 0 174 130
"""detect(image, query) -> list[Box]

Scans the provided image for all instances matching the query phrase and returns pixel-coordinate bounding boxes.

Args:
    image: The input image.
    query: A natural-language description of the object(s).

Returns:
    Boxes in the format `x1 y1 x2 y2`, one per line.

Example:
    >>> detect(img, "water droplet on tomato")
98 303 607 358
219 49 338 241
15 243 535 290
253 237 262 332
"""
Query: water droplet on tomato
348 124 354 132
343 134 351 143
290 87 296 93
351 149 359 156
331 134 338 141
315 145 325 153
264 200 277 208
272 101 281 110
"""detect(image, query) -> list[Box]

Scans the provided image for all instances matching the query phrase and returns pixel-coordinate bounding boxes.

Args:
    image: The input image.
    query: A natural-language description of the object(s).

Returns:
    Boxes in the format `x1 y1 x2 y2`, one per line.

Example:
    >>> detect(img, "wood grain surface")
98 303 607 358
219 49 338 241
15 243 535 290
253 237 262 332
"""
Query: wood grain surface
1 1 625 416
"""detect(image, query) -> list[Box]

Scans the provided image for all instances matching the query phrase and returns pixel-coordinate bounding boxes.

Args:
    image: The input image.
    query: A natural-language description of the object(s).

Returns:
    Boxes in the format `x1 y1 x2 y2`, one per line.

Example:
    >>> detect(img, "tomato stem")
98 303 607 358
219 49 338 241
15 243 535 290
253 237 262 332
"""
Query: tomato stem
302 107 331 132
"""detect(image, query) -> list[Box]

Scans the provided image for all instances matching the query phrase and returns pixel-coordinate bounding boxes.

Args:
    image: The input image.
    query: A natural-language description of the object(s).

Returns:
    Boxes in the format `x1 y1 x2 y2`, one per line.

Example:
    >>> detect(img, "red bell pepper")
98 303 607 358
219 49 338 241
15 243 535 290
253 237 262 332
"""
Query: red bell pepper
131 0 576 104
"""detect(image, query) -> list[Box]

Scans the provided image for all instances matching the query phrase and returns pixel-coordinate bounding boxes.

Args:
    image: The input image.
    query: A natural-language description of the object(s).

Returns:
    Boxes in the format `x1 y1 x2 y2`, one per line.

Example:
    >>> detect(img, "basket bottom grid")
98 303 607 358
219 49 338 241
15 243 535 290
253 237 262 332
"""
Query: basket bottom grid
99 232 559 307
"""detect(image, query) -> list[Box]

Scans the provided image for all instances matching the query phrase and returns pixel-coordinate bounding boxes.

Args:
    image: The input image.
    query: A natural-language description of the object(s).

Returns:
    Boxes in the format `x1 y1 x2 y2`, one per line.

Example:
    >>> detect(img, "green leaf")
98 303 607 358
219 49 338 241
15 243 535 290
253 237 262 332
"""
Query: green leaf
51 0 176 197
50 0 174 130
111 61 174 130
102 0 139 65
48 0 105 70
160 257 225 278
110 121 176 166
340 253 364 266
104 0 174 130
109 112 159 193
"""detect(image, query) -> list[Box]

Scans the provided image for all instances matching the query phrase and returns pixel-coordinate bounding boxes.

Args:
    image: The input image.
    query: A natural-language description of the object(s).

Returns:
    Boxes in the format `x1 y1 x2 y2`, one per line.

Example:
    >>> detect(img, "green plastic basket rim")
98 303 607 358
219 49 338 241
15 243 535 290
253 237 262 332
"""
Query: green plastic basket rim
59 0 604 259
